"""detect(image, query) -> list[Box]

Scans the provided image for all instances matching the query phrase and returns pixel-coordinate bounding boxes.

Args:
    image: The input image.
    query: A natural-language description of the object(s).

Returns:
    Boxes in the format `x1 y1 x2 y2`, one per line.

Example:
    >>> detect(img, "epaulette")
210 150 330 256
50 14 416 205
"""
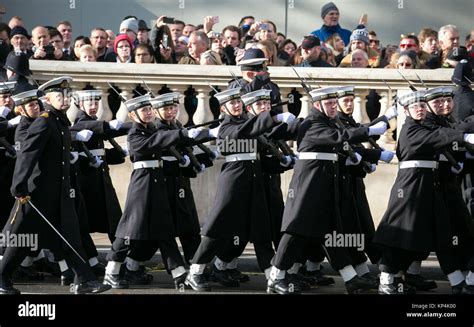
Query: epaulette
40 112 49 118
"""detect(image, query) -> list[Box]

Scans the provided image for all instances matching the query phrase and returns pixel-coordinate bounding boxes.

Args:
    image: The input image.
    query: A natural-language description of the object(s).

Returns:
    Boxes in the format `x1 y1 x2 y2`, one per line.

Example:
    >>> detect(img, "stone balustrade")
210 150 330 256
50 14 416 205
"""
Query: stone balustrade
30 61 455 226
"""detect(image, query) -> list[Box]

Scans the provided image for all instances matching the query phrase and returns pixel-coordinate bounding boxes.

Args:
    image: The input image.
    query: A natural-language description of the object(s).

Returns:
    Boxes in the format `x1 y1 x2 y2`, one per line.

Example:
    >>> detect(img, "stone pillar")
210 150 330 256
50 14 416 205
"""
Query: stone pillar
298 94 312 119
193 87 214 125
115 85 135 123
396 88 411 141
96 84 113 122
377 91 396 151
67 82 85 123
352 89 370 124
171 85 189 125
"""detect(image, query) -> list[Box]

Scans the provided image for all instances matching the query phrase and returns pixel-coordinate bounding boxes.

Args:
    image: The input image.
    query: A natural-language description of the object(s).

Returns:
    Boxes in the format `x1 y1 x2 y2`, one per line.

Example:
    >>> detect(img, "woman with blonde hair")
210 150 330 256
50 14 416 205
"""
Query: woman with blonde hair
257 39 281 66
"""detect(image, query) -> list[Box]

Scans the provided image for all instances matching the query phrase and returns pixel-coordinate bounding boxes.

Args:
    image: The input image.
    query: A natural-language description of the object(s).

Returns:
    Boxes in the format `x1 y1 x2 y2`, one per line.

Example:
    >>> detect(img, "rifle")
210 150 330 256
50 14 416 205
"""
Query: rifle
291 67 373 171
0 137 16 157
399 71 461 171
228 72 291 166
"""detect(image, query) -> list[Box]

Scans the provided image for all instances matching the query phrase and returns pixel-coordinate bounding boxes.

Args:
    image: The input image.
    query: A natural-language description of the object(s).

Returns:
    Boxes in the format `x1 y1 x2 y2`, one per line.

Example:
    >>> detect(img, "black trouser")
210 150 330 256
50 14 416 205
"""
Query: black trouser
128 235 200 266
192 236 274 272
379 246 427 274
106 237 184 273
296 237 367 268
216 238 275 271
0 245 95 286
179 235 201 264
271 233 354 272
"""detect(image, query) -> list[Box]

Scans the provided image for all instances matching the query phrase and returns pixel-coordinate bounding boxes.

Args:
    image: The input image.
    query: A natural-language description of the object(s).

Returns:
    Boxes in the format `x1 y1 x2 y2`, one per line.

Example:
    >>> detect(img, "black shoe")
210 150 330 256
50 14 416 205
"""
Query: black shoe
91 262 106 277
378 282 399 295
345 276 377 294
174 273 187 290
13 265 45 281
185 273 211 292
226 269 250 283
286 273 311 291
0 285 21 295
394 277 416 294
103 273 129 289
33 258 61 277
124 268 152 285
452 281 466 295
305 269 335 286
405 273 437 291
462 284 474 294
61 269 74 286
210 267 239 287
74 280 111 294
361 272 379 288
266 278 302 295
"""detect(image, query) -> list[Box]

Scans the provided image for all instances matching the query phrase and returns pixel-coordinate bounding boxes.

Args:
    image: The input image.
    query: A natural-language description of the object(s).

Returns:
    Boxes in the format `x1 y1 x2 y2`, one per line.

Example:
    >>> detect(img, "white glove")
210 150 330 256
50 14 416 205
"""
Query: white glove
368 163 377 174
193 163 206 174
280 155 292 167
209 126 220 138
8 115 21 127
368 121 387 136
464 134 474 144
187 128 202 139
179 155 191 167
76 129 93 142
451 162 464 174
70 151 79 164
379 150 395 163
109 119 123 130
122 146 129 157
275 112 296 124
345 152 362 166
384 106 398 120
89 156 103 168
0 106 11 119
210 150 219 160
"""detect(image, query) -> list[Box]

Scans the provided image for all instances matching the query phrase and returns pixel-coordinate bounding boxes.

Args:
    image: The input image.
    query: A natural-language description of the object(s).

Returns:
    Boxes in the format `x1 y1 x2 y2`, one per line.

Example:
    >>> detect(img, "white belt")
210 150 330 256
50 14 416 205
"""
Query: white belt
133 160 163 170
161 156 178 161
399 160 438 169
438 154 448 162
225 153 258 162
298 152 338 161
79 148 105 157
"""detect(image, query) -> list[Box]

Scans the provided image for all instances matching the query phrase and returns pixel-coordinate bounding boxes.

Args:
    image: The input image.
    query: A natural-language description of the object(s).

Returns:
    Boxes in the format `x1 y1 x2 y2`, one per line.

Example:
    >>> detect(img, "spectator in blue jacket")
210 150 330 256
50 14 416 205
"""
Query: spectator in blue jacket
309 2 351 45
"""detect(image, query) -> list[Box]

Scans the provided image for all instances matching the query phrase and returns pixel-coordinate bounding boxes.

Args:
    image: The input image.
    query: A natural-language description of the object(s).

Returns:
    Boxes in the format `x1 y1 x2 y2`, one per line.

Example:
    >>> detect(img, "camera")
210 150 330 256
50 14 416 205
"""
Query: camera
163 17 175 24
43 44 55 56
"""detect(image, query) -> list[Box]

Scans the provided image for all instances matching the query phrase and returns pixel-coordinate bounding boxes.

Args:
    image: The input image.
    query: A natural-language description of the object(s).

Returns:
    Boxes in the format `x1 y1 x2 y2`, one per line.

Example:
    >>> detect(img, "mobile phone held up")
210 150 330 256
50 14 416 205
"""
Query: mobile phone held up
163 17 175 24
162 34 169 48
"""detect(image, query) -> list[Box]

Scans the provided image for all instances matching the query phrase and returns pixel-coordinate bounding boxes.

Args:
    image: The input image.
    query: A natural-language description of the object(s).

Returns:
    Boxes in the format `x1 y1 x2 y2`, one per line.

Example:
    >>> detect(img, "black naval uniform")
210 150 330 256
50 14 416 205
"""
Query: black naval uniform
106 122 186 272
272 109 371 272
0 113 16 228
229 75 283 114
0 105 97 289
423 112 474 275
374 116 466 275
152 119 211 264
191 111 276 272
71 111 129 241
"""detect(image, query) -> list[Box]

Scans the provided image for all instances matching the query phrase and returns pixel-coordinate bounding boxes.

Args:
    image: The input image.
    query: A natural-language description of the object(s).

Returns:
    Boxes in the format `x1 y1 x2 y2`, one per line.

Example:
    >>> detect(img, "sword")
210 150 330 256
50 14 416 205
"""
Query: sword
27 199 87 264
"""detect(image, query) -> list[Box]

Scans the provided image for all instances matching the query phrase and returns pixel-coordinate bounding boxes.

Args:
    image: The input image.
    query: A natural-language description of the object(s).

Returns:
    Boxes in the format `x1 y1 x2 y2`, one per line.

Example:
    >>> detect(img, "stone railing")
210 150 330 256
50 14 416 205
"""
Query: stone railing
30 61 455 151
29 61 455 225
